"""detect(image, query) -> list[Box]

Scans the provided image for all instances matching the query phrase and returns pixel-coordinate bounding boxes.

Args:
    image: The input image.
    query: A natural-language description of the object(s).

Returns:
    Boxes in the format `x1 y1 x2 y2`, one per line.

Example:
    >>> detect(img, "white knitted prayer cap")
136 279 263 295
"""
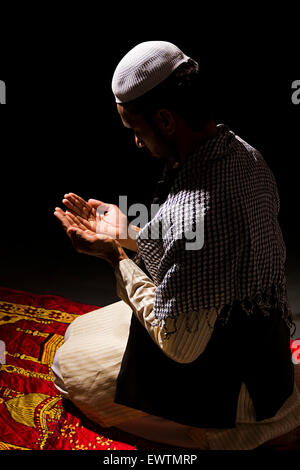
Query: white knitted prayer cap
112 41 190 104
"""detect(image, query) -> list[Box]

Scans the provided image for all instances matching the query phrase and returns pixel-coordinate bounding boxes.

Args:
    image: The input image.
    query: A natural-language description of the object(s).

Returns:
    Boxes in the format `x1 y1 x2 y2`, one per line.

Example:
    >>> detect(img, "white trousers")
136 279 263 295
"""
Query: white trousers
51 304 206 449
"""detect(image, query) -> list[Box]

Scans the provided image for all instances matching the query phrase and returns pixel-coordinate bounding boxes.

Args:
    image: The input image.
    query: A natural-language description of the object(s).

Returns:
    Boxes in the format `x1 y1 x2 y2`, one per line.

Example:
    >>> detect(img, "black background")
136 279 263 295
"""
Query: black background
0 34 299 312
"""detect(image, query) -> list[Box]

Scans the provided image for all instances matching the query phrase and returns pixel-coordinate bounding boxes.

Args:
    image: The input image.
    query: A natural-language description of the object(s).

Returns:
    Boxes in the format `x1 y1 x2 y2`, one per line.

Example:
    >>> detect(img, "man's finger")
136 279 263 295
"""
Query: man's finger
88 199 104 209
62 197 86 218
67 226 78 237
69 193 93 217
69 193 89 206
54 208 72 230
63 202 93 228
65 210 91 231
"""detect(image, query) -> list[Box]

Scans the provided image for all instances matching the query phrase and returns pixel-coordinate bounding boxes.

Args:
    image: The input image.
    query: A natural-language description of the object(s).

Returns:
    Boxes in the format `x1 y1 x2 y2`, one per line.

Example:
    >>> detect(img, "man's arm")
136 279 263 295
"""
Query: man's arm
114 258 218 364
120 225 141 252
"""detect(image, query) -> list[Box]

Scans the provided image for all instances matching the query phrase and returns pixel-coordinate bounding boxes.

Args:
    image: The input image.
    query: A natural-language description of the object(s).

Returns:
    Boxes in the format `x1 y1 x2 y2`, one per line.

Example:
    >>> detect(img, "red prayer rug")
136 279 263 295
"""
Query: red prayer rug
0 286 299 451
0 286 174 451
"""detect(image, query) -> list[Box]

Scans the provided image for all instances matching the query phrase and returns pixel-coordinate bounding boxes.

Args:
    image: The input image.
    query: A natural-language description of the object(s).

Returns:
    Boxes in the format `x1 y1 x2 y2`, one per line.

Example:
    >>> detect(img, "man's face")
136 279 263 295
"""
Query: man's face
117 104 174 160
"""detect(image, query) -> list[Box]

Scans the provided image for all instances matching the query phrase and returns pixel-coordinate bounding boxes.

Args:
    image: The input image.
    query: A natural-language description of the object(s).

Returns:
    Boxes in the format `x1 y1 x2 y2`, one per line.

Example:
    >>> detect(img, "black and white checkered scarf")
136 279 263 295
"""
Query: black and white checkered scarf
134 124 295 337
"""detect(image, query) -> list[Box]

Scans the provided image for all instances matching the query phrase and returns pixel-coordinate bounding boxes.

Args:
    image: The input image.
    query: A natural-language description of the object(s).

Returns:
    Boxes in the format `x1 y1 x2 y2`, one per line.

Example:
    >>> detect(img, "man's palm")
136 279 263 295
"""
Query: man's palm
61 193 129 240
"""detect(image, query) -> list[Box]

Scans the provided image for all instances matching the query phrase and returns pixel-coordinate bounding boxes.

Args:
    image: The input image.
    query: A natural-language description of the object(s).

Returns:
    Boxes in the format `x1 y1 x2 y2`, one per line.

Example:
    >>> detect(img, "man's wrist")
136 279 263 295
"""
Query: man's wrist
109 240 129 268
120 225 140 252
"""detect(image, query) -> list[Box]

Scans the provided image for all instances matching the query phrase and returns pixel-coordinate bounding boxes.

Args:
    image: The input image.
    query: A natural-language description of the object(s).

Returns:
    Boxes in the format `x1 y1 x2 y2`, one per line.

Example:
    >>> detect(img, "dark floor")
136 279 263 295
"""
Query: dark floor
0 249 120 308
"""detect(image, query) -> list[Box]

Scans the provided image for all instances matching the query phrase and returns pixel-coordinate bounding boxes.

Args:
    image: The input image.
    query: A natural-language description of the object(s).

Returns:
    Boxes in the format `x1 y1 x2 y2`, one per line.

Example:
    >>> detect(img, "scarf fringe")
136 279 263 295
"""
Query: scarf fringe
132 254 296 339
155 284 296 340
216 283 296 336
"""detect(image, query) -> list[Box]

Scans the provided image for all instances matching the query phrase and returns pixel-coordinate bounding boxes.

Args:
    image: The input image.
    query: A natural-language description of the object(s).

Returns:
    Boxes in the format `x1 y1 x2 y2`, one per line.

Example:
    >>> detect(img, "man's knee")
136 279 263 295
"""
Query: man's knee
51 347 70 399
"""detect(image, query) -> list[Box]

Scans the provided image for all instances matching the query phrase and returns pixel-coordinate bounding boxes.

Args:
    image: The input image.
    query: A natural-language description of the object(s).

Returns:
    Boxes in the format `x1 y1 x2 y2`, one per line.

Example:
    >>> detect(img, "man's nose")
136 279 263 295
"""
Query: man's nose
135 135 145 149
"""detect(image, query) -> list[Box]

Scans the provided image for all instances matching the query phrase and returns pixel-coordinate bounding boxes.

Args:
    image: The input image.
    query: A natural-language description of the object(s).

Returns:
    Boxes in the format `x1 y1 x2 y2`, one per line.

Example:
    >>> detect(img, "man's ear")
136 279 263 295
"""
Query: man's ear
154 109 176 137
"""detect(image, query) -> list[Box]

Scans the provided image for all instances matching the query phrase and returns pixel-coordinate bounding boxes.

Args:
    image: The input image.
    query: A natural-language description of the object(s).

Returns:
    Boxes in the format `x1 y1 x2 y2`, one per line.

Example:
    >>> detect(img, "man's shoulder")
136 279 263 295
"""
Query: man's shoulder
234 133 262 160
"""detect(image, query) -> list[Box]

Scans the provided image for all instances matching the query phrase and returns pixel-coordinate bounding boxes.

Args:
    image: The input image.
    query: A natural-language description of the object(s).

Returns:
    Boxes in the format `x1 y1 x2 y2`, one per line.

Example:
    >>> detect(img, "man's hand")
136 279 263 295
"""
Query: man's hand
59 193 139 252
54 201 128 267
67 228 128 268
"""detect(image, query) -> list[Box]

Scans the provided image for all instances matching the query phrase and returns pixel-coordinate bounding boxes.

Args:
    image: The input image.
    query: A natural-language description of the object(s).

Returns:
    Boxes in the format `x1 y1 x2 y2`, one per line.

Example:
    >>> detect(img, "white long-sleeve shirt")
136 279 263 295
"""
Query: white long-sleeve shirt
115 257 219 364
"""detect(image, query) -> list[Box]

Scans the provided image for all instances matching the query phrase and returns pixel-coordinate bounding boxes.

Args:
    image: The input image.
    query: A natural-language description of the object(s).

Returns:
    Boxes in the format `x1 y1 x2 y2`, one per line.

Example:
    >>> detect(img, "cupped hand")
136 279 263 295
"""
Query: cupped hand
59 193 139 251
53 205 128 266
62 193 128 240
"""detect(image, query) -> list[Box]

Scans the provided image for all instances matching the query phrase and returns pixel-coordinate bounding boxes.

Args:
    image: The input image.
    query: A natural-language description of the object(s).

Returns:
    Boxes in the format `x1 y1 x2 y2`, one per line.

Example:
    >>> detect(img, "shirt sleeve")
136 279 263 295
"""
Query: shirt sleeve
114 258 218 364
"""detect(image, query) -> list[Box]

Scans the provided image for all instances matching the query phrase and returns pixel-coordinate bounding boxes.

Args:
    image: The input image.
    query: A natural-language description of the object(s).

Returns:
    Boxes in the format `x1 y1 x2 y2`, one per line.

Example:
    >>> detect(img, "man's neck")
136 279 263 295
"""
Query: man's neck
177 120 219 165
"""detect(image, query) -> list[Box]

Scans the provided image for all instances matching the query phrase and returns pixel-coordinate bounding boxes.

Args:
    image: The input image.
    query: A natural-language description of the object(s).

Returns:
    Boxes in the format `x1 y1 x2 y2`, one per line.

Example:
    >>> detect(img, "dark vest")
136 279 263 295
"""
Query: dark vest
114 165 294 428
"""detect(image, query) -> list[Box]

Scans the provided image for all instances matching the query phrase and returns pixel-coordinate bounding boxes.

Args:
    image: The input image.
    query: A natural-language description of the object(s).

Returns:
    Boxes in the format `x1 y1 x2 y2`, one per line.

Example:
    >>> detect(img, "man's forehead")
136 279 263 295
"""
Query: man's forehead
117 104 142 129
117 104 131 127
